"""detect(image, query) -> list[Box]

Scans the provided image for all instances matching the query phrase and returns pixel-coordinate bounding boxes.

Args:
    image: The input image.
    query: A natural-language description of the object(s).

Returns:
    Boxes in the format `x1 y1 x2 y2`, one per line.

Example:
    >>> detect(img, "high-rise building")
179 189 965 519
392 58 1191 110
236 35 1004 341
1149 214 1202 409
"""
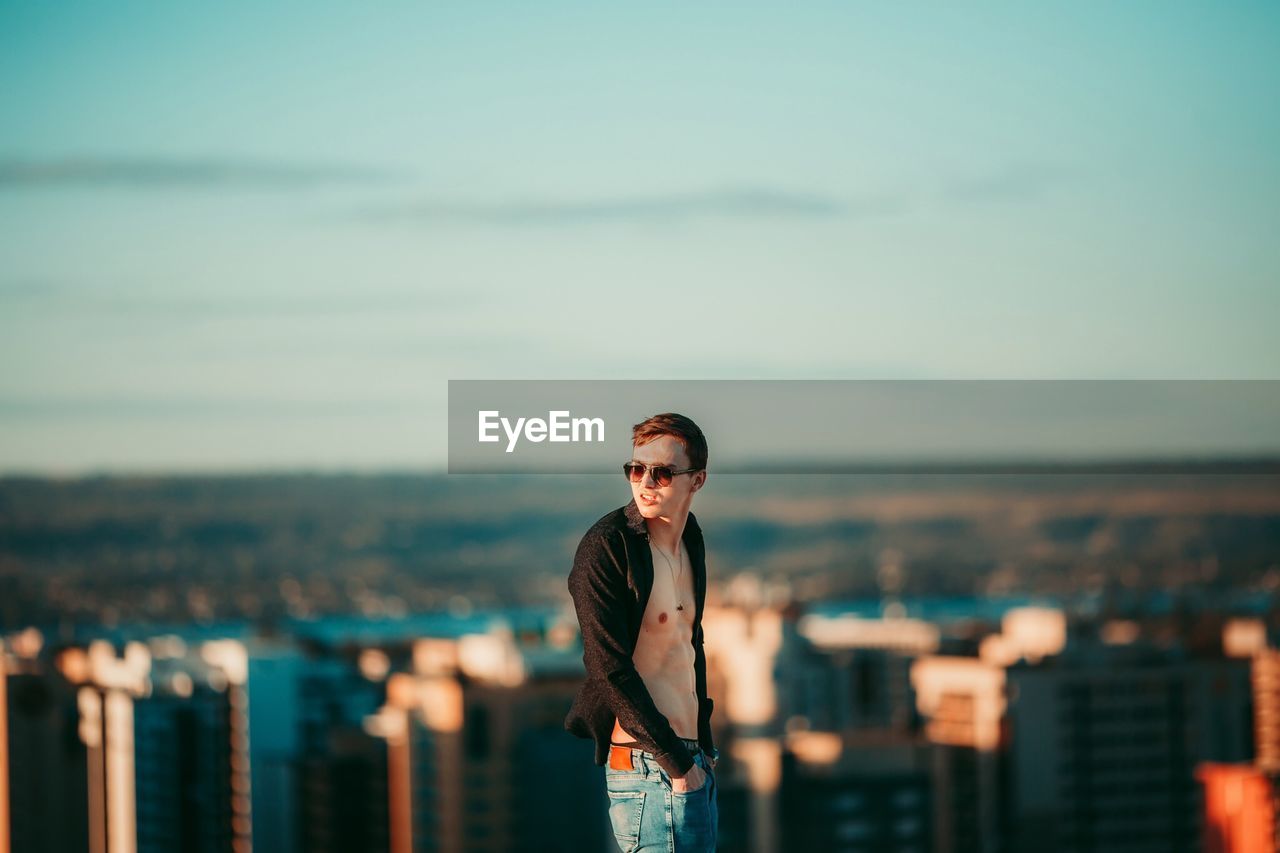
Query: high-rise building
1005 645 1251 853
130 635 253 853
911 655 1007 853
133 675 236 853
70 640 152 853
3 634 90 853
1249 648 1280 771
298 723 388 853
702 592 938 853
1198 619 1280 853
295 649 388 853
913 609 1254 853
780 731 933 853
371 624 604 853
1197 763 1280 853
785 611 939 733
209 637 387 853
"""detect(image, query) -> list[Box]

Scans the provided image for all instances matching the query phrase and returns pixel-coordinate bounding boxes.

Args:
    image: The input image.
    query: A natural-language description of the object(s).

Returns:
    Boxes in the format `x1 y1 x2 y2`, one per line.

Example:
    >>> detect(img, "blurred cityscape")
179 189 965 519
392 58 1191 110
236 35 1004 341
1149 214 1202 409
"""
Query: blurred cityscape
3 472 1280 853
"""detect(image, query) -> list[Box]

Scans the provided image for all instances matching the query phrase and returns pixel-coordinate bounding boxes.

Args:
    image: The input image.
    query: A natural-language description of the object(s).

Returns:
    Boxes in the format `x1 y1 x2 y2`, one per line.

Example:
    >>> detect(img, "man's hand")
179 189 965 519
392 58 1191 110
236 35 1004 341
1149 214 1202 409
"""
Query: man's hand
670 764 708 793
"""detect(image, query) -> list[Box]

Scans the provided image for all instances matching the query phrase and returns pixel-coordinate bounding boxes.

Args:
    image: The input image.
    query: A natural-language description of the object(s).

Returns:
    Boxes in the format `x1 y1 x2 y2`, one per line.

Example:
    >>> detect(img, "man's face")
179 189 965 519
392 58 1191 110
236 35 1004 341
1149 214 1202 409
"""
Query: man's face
629 435 705 520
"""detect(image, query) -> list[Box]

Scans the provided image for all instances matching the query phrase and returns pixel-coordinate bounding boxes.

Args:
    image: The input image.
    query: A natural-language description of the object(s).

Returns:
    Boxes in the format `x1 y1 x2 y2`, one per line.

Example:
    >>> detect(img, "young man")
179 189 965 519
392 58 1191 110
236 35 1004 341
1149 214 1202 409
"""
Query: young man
565 413 719 852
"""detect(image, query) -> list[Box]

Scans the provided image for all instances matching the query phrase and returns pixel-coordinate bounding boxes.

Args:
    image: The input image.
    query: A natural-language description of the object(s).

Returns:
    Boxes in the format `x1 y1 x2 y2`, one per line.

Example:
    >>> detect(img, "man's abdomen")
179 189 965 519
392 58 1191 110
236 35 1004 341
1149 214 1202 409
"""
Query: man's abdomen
615 628 698 741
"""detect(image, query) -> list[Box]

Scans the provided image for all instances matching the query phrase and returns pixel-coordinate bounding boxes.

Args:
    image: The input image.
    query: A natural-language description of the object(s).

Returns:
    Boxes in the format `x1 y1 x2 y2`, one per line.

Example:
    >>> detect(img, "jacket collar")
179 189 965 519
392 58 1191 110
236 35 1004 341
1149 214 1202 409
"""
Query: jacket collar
623 497 702 543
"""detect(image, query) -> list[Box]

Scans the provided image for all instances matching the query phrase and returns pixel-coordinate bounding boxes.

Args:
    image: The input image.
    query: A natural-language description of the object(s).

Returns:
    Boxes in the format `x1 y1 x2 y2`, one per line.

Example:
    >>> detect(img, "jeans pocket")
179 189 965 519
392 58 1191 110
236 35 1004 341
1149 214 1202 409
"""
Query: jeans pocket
606 790 645 852
669 754 710 796
670 766 715 850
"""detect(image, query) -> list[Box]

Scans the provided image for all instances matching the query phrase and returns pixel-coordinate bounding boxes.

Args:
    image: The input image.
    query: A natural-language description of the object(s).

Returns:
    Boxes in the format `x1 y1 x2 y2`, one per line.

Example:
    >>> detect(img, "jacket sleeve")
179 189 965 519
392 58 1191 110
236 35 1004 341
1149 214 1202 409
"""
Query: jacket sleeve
568 527 696 777
694 621 716 757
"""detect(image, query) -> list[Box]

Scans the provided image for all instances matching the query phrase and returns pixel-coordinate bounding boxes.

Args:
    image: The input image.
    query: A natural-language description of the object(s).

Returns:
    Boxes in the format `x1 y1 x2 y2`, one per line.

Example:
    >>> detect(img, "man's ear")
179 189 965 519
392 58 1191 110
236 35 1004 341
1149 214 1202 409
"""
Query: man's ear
693 471 707 492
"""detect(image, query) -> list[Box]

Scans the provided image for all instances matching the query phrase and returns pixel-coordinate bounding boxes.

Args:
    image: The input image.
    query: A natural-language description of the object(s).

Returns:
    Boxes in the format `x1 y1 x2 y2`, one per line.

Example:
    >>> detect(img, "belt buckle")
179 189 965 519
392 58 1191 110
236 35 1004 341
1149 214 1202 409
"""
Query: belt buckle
609 745 634 772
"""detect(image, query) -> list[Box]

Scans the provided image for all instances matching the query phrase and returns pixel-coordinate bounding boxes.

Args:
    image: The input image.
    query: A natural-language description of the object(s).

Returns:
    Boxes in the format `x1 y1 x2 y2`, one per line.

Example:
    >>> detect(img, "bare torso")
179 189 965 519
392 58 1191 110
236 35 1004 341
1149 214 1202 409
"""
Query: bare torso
612 540 698 743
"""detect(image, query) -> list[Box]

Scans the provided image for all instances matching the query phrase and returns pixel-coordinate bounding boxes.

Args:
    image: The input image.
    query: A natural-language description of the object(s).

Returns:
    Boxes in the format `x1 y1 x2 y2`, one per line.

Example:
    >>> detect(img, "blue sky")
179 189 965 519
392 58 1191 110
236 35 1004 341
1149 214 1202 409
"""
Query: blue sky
1 3 1277 472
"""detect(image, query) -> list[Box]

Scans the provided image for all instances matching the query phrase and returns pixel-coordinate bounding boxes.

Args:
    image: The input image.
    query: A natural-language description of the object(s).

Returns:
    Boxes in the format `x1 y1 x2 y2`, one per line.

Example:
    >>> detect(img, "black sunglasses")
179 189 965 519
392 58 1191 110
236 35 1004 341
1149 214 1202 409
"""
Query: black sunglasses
623 461 701 487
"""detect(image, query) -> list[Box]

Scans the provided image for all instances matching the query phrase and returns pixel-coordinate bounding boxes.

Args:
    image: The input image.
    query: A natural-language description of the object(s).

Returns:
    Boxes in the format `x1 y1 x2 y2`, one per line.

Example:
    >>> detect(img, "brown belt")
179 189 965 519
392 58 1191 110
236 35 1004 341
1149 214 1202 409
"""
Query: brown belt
609 739 701 772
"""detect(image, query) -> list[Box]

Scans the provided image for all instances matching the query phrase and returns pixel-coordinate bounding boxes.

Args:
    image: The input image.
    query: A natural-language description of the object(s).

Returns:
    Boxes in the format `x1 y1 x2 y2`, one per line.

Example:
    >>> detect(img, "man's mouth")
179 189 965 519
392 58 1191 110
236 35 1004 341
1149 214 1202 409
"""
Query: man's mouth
640 493 658 504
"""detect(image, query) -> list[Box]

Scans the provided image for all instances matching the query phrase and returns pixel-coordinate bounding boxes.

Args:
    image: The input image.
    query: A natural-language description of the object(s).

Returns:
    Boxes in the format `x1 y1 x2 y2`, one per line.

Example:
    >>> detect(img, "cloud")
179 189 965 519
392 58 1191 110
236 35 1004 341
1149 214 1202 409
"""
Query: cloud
357 187 900 226
0 157 403 190
0 280 475 318
0 395 422 419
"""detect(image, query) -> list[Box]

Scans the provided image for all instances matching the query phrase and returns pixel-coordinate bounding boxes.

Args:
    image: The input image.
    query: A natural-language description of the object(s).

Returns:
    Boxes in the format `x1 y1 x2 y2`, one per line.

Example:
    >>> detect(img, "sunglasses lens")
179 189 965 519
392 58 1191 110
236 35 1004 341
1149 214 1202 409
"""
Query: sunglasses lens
625 463 682 486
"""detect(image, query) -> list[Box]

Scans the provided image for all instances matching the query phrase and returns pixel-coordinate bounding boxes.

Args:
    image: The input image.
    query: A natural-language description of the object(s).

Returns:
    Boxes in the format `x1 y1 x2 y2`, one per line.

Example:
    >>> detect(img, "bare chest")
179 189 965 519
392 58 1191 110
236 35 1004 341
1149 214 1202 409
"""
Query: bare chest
642 541 695 632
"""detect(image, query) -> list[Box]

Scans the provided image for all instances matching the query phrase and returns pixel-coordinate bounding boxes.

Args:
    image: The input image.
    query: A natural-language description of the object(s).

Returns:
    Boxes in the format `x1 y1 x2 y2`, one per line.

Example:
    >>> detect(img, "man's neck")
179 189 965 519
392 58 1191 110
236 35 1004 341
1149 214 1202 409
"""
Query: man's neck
645 506 689 554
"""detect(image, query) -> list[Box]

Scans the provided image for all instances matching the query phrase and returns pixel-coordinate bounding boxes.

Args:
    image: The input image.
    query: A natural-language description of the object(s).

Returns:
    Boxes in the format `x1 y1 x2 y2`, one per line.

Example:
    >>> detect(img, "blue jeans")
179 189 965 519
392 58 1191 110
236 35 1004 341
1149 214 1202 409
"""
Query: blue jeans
604 747 718 852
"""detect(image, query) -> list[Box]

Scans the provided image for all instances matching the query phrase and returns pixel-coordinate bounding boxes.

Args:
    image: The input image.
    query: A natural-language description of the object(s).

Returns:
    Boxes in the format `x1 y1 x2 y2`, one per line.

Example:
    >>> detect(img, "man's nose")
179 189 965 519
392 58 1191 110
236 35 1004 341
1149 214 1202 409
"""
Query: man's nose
643 469 660 487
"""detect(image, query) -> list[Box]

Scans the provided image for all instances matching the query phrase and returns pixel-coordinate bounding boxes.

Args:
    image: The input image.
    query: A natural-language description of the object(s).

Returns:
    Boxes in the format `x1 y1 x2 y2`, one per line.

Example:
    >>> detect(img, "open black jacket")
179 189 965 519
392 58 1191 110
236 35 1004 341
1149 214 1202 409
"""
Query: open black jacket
564 498 715 778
